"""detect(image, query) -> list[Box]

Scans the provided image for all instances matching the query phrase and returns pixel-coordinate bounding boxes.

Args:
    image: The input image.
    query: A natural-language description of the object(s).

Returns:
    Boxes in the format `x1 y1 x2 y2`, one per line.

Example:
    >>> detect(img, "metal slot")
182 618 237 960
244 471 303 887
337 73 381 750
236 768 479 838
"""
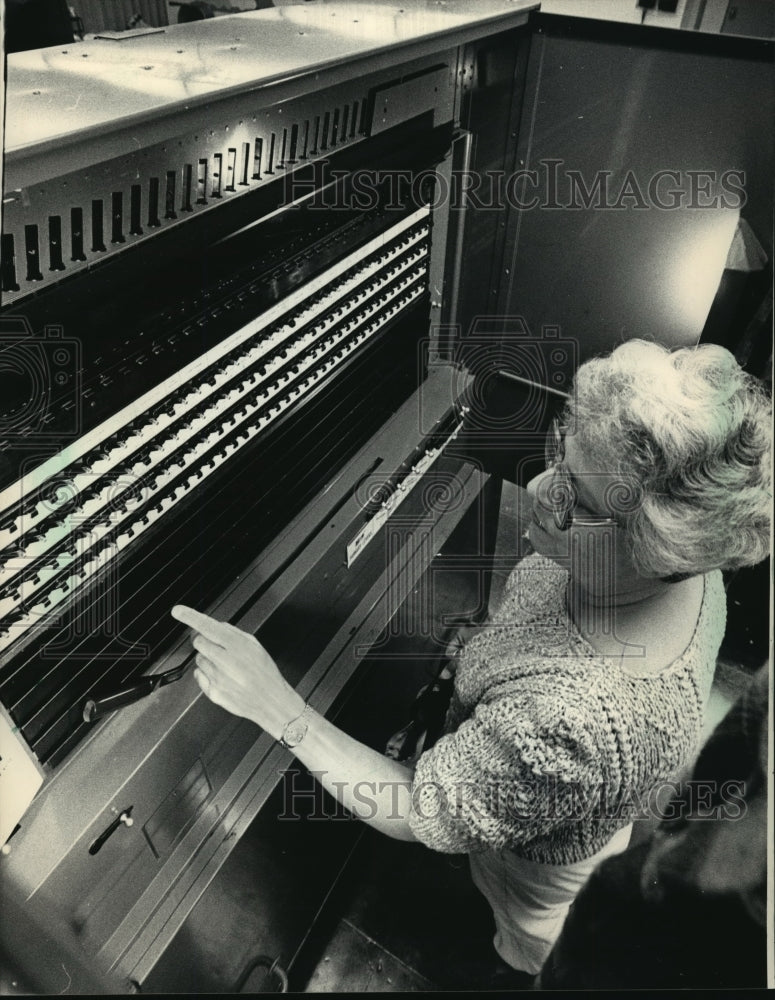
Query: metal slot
225 148 237 191
48 216 65 271
1 234 20 291
266 133 276 174
165 170 177 219
148 177 161 228
300 121 310 160
212 153 222 198
311 115 321 155
252 137 263 180
278 127 288 169
182 164 193 212
69 208 86 261
0 85 378 308
129 184 143 236
24 224 44 281
91 199 106 252
196 159 208 204
110 192 125 244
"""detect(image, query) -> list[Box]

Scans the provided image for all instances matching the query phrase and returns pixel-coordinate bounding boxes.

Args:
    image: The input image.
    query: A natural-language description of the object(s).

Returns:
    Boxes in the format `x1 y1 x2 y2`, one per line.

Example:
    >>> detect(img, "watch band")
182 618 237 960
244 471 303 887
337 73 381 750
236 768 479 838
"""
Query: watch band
279 703 314 749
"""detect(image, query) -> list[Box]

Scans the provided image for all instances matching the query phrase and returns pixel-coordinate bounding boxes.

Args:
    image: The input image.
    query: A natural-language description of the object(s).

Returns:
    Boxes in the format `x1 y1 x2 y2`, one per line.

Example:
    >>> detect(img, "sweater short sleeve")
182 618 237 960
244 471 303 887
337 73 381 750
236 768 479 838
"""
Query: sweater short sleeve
408 692 605 854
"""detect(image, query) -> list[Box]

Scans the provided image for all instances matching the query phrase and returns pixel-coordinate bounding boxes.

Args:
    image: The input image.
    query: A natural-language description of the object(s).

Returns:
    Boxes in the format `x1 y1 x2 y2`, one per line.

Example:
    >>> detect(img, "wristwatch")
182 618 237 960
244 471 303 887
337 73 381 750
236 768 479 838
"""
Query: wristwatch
279 704 314 749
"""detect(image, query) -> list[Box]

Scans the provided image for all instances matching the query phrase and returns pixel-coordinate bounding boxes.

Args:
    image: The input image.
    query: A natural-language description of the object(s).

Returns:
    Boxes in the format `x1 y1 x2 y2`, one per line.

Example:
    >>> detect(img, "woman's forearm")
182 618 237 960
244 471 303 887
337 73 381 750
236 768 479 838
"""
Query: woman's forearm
290 706 419 841
170 604 420 841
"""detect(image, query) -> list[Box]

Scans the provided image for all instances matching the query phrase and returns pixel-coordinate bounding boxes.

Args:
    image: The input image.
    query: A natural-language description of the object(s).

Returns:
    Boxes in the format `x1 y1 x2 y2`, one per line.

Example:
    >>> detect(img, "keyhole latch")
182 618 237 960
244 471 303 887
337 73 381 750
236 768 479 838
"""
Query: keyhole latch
89 806 134 855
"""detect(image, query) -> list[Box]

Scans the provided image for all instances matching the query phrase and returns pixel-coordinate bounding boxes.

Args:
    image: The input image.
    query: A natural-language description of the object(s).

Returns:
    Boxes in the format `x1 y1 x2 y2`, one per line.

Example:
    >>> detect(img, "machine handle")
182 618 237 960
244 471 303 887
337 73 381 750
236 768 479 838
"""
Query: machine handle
88 806 134 855
235 955 288 993
82 663 187 722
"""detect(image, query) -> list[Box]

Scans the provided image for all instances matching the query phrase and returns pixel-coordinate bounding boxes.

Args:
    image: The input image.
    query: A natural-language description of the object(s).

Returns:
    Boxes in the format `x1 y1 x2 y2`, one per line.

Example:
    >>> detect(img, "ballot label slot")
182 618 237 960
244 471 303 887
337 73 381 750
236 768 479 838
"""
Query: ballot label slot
346 416 466 567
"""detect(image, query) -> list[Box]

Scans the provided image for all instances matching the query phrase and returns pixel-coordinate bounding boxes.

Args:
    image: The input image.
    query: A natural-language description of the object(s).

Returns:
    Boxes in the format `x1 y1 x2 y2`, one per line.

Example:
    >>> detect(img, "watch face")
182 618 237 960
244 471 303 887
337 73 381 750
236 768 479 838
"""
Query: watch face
283 719 308 747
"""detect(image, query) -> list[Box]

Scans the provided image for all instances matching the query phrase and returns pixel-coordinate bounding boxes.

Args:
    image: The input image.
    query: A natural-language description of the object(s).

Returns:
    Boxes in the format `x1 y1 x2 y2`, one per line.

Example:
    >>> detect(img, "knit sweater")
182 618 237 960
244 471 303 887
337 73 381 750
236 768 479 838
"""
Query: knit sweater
408 553 726 864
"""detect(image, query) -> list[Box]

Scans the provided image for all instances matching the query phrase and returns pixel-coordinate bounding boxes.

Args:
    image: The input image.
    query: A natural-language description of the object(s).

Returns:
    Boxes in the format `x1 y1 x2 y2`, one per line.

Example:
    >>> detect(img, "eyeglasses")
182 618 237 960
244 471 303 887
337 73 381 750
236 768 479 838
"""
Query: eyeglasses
542 419 619 532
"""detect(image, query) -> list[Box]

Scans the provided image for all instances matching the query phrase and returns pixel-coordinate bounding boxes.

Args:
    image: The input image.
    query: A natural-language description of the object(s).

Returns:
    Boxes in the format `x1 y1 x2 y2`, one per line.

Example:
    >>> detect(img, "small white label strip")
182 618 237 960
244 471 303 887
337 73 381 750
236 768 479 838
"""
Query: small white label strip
0 281 426 655
0 205 431 523
346 418 465 568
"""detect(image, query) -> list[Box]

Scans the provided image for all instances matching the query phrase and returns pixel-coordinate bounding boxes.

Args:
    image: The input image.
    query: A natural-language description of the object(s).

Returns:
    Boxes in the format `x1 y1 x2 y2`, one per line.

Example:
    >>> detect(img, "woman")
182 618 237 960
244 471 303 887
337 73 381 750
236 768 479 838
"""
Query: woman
172 340 771 982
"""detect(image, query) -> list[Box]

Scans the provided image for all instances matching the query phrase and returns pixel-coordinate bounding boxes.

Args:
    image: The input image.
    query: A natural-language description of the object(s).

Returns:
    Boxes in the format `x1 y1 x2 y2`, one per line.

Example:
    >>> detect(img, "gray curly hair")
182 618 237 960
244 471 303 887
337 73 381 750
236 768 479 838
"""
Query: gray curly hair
566 340 772 578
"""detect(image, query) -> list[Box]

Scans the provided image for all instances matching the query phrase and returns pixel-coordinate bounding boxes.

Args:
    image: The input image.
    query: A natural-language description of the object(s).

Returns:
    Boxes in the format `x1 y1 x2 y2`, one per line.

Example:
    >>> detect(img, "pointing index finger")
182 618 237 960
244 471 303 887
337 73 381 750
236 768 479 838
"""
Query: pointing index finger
172 605 228 645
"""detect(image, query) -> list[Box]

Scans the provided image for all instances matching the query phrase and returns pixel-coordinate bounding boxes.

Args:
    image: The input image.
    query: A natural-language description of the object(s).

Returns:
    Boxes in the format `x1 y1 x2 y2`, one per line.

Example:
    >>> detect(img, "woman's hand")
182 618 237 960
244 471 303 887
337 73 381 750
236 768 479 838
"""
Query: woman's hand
173 607 418 841
171 605 305 740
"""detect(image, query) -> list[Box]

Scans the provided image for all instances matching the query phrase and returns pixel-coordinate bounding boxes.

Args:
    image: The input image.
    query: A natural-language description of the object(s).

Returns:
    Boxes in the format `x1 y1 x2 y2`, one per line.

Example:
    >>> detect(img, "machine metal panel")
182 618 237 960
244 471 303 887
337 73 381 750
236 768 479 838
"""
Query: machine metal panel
0 367 481 987
0 7 527 990
2 54 458 303
496 14 774 359
4 1 538 158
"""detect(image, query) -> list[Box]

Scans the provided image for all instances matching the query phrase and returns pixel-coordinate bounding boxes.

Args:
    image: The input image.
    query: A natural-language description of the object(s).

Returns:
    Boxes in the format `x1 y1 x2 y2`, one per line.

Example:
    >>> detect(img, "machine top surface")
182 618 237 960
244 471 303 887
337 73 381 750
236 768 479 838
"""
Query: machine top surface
4 0 537 155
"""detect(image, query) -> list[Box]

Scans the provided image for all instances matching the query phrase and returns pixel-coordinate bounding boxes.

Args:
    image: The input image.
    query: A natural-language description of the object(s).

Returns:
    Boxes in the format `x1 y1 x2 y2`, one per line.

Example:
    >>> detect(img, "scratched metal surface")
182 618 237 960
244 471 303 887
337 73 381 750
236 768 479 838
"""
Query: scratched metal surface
4 0 537 154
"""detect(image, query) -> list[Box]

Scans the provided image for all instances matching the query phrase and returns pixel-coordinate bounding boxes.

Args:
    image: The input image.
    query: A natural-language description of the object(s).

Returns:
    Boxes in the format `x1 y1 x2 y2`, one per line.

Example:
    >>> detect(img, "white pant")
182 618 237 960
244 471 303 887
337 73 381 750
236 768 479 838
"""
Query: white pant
469 825 633 975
